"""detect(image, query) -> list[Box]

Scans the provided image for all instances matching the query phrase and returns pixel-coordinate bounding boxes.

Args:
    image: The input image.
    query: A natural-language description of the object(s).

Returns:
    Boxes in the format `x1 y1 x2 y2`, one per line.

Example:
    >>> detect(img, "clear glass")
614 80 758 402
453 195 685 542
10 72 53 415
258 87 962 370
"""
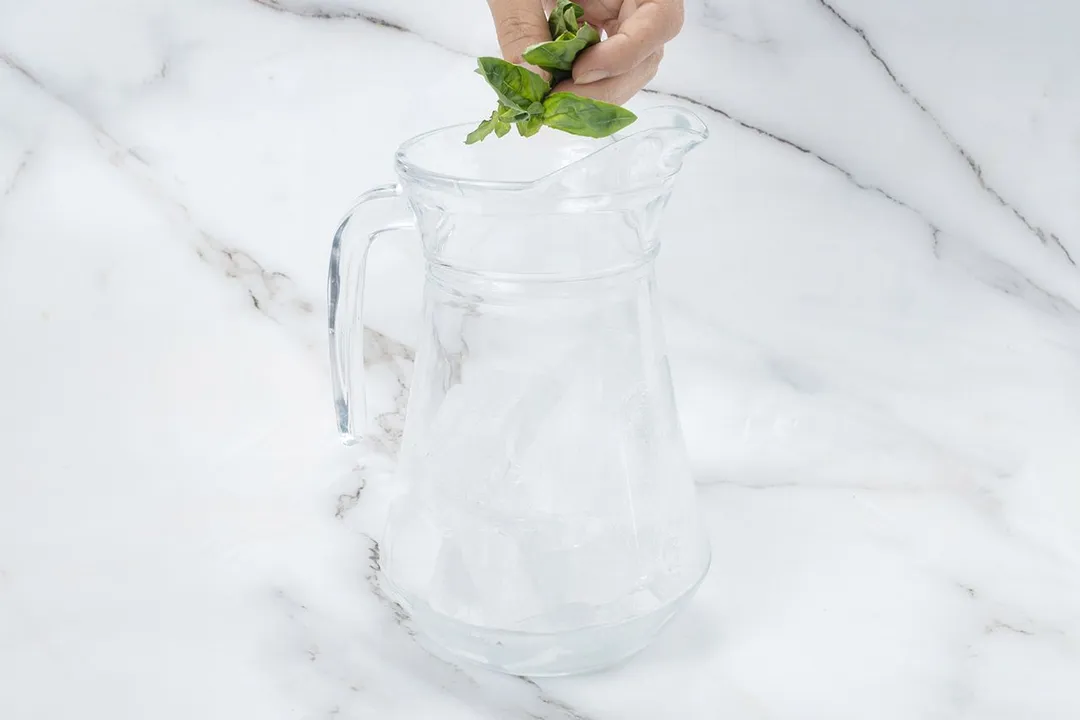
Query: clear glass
328 107 711 676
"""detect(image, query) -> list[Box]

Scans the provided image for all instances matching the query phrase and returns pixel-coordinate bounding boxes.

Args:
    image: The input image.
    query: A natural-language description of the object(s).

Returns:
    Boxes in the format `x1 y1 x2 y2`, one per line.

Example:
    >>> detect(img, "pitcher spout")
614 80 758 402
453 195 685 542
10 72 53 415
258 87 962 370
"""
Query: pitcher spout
631 104 709 177
620 104 710 164
533 105 709 197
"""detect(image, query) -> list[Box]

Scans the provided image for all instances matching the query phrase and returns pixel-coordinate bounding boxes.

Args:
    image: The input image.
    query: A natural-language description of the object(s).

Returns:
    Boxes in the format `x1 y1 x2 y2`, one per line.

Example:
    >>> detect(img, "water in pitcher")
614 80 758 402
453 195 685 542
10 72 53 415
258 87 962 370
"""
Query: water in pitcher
329 107 712 675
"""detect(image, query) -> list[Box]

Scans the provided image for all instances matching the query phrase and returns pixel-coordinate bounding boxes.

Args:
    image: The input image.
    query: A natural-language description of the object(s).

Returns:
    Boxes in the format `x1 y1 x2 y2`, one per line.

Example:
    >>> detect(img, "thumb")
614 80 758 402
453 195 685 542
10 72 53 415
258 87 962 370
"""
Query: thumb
486 0 550 65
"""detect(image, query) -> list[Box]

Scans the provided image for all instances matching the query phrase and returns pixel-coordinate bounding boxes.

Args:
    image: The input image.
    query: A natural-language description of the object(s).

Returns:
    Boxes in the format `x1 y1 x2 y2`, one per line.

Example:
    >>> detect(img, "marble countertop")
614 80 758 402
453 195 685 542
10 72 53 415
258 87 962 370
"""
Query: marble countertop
3 0 1079 717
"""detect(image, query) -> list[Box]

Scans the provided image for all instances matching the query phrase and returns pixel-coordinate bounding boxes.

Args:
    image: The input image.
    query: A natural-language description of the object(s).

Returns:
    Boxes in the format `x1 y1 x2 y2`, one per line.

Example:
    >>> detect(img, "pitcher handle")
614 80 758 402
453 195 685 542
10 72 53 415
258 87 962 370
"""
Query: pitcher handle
327 183 415 446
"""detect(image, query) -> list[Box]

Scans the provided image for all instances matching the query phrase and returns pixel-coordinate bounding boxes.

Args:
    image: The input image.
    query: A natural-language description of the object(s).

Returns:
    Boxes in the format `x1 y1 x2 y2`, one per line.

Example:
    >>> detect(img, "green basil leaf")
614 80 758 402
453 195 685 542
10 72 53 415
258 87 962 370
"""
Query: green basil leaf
494 119 512 138
516 114 544 138
576 22 601 47
464 124 493 145
564 5 581 31
497 103 528 123
541 92 638 138
465 112 498 145
475 57 550 114
548 0 584 38
522 22 600 73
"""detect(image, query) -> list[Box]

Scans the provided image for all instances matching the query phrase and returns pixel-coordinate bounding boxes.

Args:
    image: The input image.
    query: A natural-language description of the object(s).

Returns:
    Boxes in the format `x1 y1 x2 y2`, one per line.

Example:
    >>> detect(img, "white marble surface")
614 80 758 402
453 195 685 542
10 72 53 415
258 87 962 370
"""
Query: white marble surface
2 0 1080 716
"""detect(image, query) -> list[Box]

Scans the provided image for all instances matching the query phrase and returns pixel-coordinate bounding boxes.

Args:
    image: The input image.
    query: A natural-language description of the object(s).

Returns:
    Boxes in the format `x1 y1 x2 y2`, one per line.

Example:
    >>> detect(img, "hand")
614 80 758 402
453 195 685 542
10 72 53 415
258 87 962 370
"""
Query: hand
486 0 684 105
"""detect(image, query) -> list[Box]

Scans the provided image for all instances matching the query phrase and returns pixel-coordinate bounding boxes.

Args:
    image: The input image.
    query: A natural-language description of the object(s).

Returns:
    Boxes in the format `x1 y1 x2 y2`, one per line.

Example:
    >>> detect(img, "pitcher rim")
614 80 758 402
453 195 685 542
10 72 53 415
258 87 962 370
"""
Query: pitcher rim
393 104 708 194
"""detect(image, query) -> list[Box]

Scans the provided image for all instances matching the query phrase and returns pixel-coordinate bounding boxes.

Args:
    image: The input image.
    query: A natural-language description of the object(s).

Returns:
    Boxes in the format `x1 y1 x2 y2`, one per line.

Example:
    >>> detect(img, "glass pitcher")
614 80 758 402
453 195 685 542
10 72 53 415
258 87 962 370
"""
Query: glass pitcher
328 106 712 676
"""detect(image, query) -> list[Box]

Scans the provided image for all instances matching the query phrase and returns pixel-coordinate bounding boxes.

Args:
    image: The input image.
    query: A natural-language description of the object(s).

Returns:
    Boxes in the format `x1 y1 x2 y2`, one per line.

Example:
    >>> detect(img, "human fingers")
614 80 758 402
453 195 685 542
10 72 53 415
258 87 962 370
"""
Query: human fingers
575 0 623 30
552 49 663 105
486 0 551 64
572 0 682 84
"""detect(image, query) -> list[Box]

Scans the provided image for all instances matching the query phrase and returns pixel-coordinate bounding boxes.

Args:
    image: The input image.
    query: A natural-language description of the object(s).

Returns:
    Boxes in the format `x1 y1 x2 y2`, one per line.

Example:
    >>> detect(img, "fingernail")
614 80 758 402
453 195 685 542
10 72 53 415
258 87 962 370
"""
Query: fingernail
575 69 610 84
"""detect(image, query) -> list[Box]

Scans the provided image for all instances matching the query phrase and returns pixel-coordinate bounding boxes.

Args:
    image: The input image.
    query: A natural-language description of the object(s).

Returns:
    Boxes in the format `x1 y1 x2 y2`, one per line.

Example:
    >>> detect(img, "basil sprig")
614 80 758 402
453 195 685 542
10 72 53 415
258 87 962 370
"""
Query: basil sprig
523 22 600 83
548 0 584 38
465 0 636 144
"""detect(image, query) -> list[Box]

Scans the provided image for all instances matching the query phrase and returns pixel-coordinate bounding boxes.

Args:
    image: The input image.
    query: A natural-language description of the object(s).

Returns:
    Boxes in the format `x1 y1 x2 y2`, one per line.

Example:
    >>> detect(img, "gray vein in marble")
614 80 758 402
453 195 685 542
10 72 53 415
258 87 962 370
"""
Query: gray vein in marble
700 2 774 47
698 477 969 495
275 574 595 720
518 679 596 720
249 0 468 57
334 471 367 519
2 52 123 156
3 149 31 198
642 87 931 225
364 328 415 455
988 267 1079 318
646 85 1080 320
937 234 1080 320
700 478 842 491
815 0 1075 267
190 234 314 324
954 580 1071 643
362 533 414 632
975 486 1080 574
251 0 406 29
669 301 1032 488
1 52 316 328
985 619 1035 636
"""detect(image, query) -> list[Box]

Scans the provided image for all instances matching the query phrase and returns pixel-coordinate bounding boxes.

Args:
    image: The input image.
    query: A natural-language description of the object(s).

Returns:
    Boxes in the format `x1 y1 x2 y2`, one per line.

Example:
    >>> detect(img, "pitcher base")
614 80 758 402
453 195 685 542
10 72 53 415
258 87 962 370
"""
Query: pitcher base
387 572 707 677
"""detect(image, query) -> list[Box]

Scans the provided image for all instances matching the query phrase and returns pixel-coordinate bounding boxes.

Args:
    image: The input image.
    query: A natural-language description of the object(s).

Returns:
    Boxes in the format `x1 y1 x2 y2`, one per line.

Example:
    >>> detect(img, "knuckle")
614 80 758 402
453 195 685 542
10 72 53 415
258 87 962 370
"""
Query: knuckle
640 52 662 83
667 0 685 34
646 50 663 73
497 14 537 48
